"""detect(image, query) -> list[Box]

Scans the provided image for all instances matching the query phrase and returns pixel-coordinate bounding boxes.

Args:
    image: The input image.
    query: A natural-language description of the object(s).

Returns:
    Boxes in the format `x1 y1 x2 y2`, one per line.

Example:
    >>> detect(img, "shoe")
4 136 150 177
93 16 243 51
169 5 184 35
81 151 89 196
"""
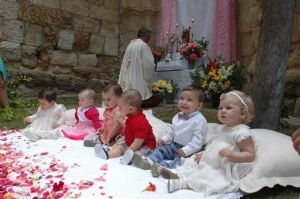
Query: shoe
120 149 134 165
131 153 152 170
83 134 101 147
161 168 179 179
94 143 109 159
168 179 187 193
151 163 162 177
141 95 163 108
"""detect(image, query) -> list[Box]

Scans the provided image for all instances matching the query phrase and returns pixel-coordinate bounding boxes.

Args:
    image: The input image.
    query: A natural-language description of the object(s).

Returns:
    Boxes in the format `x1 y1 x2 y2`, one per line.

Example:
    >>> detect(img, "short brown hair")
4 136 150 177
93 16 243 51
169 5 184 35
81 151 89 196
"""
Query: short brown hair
79 88 97 101
181 86 205 102
38 87 57 102
122 89 142 109
102 84 123 97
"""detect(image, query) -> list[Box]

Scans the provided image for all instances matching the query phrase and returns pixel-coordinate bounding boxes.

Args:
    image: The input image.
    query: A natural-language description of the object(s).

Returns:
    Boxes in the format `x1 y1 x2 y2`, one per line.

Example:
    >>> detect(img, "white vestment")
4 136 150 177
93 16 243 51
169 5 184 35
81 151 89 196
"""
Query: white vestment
118 38 155 100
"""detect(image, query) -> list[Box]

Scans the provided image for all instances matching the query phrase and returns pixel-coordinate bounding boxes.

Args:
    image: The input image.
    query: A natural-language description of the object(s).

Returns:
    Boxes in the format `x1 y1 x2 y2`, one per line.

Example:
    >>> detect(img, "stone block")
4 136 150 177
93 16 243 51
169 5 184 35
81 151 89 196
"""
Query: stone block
294 97 300 117
21 45 37 68
104 37 118 56
72 66 100 78
50 51 77 66
58 29 74 50
55 75 86 92
90 5 119 23
21 70 54 87
284 72 300 97
24 23 43 46
0 41 21 61
74 31 90 51
0 0 19 19
88 78 105 92
61 0 89 16
100 21 119 38
30 0 61 9
288 48 300 70
73 16 100 33
291 15 300 42
44 26 59 49
0 19 24 43
78 54 98 67
90 0 104 6
19 2 72 28
104 0 120 9
50 65 72 74
90 34 104 54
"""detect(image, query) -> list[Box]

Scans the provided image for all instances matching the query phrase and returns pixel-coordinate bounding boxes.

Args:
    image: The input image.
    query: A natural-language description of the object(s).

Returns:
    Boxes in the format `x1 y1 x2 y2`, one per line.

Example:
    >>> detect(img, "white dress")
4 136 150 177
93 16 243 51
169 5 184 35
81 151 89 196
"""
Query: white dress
175 124 254 195
22 103 66 141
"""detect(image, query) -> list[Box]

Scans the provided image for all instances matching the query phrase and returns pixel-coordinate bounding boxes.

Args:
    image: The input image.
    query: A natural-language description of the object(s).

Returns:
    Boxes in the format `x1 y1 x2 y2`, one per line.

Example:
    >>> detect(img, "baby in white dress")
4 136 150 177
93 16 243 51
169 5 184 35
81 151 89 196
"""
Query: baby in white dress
22 87 66 141
167 90 256 196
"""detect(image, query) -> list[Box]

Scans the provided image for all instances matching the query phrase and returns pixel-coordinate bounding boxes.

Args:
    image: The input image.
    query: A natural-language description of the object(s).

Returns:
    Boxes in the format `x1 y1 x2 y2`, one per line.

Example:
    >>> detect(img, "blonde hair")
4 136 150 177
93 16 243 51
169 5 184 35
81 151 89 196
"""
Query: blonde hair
220 90 254 123
122 89 142 109
79 88 97 102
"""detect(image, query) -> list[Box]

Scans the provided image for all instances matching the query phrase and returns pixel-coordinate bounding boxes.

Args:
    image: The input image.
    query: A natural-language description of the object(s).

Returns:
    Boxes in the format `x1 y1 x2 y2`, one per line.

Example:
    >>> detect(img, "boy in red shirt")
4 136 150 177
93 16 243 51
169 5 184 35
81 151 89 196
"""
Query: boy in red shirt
95 89 156 160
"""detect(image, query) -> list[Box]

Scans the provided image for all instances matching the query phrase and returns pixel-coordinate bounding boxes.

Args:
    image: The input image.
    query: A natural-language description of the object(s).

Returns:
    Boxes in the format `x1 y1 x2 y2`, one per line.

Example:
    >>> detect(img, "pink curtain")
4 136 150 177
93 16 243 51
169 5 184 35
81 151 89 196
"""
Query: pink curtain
156 0 177 47
212 0 237 62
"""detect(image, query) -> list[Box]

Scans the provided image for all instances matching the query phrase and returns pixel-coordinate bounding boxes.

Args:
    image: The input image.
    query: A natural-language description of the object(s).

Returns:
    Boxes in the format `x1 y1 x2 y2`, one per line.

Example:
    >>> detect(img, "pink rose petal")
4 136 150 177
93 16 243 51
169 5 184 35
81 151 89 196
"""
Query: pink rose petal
100 164 108 170
94 176 106 182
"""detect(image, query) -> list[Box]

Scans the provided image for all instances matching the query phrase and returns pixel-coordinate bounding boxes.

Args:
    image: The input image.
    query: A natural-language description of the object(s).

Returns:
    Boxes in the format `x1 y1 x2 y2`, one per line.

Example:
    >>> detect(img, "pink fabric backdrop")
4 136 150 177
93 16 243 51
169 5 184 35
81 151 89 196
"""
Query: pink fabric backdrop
212 0 237 62
157 0 177 47
156 0 237 62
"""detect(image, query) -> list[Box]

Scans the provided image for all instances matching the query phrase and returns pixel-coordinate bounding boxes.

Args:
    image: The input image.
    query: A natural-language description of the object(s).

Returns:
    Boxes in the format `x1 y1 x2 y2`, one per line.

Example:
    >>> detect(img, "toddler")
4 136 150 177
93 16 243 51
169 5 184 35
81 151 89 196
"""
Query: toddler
122 86 208 176
167 90 256 195
94 89 156 160
22 87 66 141
84 84 123 146
62 88 102 140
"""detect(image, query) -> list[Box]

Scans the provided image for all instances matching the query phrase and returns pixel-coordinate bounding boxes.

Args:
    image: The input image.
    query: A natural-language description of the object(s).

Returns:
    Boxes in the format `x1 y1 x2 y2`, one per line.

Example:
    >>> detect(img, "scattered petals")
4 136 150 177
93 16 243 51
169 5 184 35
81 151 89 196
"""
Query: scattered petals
94 176 106 182
78 180 94 189
142 182 156 192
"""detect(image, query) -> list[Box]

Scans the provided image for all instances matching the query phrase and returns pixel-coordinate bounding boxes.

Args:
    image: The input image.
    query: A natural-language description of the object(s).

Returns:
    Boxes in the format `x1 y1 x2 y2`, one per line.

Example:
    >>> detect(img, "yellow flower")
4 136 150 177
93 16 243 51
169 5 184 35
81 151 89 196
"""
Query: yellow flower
201 80 208 89
208 70 220 81
224 80 231 88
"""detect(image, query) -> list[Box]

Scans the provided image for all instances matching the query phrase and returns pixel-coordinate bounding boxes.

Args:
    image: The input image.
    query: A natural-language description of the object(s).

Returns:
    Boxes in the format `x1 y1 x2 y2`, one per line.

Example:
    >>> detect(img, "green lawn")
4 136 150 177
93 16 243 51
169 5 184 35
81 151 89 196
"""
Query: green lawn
1 97 299 198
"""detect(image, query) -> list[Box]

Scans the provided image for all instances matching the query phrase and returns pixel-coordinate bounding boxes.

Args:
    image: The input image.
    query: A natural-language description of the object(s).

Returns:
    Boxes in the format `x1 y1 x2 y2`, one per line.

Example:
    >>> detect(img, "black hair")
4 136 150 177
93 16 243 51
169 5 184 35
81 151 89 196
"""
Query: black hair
38 87 57 102
137 27 151 38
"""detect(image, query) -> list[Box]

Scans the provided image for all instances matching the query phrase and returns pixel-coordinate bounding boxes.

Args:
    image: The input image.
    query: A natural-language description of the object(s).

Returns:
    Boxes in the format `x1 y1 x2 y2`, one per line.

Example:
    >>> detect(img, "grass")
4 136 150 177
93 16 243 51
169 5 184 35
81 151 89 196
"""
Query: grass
1 97 300 198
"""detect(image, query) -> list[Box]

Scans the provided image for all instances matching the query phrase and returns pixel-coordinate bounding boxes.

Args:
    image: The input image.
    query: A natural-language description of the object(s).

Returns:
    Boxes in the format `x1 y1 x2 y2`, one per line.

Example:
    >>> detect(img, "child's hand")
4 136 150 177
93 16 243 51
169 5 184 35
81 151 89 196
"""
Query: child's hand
52 123 60 129
176 149 186 157
156 138 165 146
219 148 233 158
23 117 30 124
194 153 202 164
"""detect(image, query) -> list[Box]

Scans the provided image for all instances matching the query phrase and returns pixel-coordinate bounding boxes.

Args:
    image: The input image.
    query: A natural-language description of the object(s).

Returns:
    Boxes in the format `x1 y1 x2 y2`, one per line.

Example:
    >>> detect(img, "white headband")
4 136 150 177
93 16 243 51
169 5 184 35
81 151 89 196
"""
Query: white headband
228 91 247 108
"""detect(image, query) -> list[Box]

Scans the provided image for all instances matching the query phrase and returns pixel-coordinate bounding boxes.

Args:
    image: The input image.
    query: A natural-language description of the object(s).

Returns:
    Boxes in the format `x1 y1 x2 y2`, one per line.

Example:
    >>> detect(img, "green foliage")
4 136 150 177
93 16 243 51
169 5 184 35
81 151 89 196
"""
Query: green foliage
0 62 35 122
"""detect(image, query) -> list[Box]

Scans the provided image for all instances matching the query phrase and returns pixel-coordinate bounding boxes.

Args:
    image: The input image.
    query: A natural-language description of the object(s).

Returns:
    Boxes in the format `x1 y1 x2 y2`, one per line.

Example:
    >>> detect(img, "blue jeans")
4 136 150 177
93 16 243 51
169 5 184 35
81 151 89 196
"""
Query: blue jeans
149 142 183 169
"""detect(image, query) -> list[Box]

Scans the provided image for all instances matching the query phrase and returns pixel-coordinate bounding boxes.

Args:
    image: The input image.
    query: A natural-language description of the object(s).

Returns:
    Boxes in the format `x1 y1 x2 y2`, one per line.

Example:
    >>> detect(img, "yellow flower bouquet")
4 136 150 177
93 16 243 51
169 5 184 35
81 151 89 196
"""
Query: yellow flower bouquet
190 56 246 106
152 80 179 103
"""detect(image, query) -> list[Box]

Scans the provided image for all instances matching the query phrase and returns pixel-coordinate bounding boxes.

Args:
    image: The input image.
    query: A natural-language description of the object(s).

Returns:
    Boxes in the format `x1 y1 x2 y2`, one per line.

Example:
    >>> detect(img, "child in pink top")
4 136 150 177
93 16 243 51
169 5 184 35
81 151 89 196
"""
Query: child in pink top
62 89 102 140
84 84 123 147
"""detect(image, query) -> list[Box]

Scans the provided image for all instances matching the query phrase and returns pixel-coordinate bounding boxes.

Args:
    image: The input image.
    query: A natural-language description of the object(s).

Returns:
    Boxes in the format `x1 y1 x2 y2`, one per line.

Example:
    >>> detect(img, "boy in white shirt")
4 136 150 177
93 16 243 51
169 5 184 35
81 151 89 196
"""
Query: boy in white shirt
122 86 208 177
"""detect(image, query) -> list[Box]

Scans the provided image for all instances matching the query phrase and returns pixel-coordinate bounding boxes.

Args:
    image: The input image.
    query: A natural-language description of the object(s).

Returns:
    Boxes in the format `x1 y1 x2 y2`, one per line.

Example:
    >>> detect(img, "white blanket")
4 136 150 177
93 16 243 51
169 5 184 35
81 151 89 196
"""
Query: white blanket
1 130 222 199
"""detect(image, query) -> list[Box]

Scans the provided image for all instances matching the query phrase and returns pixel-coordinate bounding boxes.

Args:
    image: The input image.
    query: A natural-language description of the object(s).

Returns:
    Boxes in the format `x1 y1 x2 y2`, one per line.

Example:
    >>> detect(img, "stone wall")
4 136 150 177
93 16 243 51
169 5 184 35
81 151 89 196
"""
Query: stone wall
0 0 160 96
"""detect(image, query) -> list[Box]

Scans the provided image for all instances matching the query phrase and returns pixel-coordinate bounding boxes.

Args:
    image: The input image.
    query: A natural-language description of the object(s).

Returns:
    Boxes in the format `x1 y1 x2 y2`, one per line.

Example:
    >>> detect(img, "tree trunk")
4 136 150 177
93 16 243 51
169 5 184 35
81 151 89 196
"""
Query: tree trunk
250 0 295 130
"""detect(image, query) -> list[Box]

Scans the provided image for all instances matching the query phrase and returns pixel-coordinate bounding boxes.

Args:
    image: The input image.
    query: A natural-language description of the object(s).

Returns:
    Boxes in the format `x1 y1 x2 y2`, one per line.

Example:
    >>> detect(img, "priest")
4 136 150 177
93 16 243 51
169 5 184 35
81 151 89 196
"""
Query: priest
118 27 162 108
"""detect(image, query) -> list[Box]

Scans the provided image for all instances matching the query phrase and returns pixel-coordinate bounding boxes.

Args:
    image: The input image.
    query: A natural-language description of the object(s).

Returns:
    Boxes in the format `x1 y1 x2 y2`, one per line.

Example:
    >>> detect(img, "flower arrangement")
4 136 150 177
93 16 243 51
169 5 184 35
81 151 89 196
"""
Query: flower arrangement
190 56 246 101
152 79 179 102
151 47 163 64
179 37 209 68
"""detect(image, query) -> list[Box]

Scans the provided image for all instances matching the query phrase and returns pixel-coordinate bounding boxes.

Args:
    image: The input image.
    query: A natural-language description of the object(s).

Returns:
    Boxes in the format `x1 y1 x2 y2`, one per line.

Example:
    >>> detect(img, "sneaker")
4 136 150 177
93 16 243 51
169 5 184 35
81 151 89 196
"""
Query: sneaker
168 179 187 193
84 134 101 147
161 168 179 179
120 149 134 165
94 143 109 159
151 163 162 177
131 153 152 170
